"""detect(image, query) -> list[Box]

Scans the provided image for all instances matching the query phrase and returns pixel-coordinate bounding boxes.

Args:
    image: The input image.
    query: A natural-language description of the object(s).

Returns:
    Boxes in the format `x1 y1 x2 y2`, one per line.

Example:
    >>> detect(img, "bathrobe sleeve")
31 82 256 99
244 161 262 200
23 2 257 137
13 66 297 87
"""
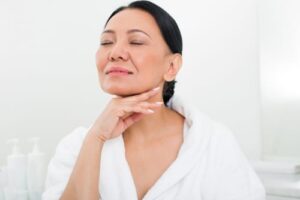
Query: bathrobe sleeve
213 124 266 200
42 127 87 200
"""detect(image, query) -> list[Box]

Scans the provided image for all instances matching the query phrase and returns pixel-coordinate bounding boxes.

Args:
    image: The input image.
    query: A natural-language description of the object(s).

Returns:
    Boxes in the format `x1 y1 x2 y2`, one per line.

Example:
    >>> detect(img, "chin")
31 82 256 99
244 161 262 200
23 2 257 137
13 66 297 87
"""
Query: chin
102 85 140 97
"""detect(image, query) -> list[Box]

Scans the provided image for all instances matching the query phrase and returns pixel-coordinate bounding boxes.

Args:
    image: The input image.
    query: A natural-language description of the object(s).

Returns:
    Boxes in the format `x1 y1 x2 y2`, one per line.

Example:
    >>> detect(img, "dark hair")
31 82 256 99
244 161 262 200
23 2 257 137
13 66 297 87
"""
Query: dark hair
104 0 183 106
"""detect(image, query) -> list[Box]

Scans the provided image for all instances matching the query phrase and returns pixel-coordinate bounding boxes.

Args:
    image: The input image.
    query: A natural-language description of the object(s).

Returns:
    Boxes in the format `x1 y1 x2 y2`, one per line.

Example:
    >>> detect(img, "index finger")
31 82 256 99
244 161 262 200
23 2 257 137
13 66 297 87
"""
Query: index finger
125 86 160 102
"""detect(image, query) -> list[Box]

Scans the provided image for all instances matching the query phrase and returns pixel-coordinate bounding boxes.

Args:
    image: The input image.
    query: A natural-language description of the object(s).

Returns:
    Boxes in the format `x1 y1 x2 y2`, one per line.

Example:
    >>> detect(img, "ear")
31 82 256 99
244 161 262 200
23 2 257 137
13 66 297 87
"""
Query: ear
164 53 182 81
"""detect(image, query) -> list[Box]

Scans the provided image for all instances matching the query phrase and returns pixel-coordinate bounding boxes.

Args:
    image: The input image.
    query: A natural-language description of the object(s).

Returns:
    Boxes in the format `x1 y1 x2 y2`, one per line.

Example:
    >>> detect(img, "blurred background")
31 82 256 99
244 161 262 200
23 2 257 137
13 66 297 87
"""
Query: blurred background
0 0 299 199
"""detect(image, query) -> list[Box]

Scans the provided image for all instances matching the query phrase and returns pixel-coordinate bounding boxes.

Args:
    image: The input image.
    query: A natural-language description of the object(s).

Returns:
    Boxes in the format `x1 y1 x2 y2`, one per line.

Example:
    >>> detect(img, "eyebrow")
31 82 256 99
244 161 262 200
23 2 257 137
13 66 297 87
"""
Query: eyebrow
101 29 151 39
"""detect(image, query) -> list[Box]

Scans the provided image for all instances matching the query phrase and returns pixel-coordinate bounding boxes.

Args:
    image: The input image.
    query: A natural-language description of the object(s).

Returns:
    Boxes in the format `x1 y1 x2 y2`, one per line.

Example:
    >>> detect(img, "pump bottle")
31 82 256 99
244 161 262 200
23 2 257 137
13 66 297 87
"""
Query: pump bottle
5 138 28 200
27 137 46 200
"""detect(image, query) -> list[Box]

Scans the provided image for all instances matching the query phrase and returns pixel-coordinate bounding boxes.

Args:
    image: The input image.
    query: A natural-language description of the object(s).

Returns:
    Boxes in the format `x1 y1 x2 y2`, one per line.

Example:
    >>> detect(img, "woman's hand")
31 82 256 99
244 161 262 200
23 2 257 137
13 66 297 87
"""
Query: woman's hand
90 86 163 143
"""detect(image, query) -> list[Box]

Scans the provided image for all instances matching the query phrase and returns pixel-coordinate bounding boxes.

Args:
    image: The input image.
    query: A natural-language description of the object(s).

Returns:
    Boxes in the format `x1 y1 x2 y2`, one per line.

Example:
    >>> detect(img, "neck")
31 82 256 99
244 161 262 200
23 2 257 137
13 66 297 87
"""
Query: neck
124 104 170 142
123 104 185 145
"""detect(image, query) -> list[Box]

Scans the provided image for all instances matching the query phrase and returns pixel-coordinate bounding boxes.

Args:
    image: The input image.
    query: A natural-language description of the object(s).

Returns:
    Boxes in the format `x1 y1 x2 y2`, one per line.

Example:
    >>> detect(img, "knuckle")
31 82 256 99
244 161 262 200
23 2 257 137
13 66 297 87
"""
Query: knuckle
142 93 150 99
139 102 148 107
115 109 125 117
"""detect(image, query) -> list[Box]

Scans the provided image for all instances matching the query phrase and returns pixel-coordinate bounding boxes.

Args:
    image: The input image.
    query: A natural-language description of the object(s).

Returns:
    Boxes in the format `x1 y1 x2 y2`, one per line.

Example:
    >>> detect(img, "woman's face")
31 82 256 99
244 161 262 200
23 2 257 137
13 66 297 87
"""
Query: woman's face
95 8 175 97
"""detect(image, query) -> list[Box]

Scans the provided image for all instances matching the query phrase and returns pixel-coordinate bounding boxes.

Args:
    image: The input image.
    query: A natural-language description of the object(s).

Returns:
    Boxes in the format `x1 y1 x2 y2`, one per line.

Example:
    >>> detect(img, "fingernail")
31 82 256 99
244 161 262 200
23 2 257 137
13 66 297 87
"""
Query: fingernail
152 87 160 91
155 101 163 105
147 109 154 113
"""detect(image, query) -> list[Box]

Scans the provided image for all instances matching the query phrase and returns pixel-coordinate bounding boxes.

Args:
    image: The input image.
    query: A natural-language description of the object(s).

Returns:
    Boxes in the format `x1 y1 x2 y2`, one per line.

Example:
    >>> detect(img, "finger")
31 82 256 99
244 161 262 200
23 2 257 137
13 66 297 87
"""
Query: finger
122 100 163 109
117 105 153 120
118 102 157 120
125 87 160 103
123 105 155 115
138 101 164 109
123 113 144 129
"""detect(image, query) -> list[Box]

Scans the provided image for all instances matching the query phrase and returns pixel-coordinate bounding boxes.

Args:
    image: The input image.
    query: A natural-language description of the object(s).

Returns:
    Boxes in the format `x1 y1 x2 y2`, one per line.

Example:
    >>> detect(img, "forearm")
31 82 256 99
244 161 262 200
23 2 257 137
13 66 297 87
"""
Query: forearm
60 129 105 200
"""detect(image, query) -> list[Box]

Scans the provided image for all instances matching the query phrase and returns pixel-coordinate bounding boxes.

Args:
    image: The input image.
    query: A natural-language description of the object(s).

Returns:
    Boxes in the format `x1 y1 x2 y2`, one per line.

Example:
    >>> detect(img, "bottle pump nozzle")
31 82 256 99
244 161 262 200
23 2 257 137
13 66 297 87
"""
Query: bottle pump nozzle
29 137 41 154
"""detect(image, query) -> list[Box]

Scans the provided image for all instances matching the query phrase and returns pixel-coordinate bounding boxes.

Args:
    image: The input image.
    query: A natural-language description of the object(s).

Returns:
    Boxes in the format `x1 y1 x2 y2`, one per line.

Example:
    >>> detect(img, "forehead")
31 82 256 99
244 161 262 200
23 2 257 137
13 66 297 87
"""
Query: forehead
105 8 161 35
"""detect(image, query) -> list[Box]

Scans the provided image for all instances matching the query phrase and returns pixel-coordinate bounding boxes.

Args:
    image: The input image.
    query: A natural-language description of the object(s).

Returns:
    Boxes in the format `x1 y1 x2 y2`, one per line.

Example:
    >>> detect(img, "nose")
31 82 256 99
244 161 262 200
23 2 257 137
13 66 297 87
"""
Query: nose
108 42 129 62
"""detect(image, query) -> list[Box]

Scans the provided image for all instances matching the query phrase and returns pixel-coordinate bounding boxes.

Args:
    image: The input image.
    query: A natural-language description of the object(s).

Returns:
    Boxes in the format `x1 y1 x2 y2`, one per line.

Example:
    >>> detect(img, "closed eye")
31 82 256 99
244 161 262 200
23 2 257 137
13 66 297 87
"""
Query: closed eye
100 42 113 46
100 41 144 46
130 42 144 45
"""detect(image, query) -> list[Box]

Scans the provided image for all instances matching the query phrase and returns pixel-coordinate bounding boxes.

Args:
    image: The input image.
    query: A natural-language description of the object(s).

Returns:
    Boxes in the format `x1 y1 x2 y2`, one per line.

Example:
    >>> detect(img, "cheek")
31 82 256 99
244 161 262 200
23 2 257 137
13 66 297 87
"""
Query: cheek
133 50 166 77
95 48 106 72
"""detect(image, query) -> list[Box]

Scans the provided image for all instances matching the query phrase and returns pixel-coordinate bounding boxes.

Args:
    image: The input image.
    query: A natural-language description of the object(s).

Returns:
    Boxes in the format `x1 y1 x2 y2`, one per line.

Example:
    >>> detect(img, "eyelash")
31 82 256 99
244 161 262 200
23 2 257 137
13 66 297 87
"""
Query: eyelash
100 41 144 46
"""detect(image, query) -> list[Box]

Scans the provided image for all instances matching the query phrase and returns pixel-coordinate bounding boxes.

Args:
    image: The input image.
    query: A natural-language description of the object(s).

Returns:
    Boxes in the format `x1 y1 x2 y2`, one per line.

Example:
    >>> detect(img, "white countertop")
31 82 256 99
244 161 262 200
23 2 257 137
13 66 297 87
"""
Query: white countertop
257 172 300 198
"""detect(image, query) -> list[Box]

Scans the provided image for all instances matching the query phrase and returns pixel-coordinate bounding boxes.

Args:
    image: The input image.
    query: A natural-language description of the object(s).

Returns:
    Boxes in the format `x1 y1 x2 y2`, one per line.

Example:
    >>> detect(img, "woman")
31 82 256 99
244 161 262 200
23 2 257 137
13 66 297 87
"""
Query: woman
42 1 265 199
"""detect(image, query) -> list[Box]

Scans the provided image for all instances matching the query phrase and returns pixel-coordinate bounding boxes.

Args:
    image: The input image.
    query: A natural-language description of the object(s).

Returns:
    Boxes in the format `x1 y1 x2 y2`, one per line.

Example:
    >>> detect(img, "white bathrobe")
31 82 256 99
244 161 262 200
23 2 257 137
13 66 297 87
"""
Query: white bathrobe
42 95 266 200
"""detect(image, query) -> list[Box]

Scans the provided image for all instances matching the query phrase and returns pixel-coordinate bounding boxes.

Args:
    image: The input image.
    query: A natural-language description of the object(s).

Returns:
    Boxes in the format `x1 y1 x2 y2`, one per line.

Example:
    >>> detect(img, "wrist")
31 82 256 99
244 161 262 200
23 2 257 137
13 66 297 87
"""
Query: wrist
86 130 107 145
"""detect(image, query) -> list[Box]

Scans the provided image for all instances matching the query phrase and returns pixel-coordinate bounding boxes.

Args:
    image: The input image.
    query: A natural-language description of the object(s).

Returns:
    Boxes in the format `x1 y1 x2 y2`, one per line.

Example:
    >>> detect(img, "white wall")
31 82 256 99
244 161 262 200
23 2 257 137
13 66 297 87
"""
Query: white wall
258 0 300 159
0 0 262 166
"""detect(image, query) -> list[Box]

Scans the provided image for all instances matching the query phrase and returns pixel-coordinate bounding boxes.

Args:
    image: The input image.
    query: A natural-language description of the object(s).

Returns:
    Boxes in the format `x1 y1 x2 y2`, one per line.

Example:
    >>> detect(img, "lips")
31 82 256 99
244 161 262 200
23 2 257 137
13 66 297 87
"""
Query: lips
105 66 133 75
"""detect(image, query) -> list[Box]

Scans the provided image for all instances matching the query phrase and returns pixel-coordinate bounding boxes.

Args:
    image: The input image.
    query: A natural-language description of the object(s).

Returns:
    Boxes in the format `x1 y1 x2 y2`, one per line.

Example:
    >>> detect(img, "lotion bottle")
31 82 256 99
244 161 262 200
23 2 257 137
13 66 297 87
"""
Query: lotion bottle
27 137 46 200
6 138 28 199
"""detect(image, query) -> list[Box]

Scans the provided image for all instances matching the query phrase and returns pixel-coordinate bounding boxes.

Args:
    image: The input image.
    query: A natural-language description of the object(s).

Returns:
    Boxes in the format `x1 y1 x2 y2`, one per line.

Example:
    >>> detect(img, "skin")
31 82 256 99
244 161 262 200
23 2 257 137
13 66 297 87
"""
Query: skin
95 8 185 199
96 8 184 141
61 8 185 200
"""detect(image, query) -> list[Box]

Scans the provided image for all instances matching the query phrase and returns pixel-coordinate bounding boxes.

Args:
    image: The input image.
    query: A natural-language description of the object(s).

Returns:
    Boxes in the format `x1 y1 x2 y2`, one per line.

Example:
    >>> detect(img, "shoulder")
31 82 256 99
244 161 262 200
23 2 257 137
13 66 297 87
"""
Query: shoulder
190 107 241 154
204 120 266 198
201 116 247 166
211 120 240 150
54 126 90 157
43 126 90 199
187 108 253 172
